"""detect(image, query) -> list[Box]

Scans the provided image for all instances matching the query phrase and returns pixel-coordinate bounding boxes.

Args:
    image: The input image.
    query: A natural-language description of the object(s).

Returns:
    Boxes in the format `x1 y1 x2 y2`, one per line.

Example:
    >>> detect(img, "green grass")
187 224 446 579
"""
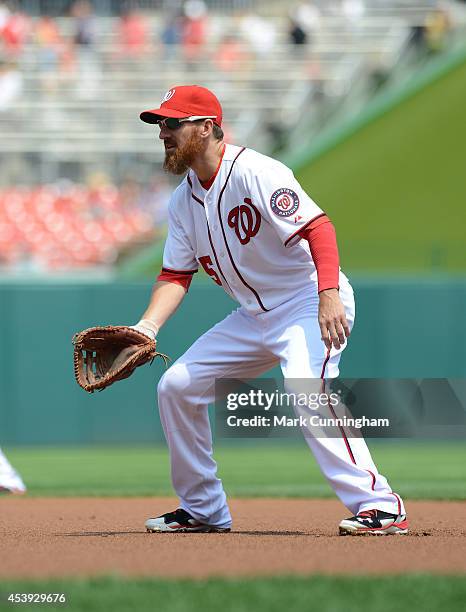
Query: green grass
4 441 466 499
0 576 465 612
296 58 466 273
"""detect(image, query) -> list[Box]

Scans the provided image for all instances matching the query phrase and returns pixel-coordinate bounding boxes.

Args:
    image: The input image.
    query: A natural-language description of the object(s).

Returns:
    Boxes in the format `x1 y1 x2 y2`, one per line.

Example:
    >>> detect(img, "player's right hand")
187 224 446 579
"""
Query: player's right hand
318 289 350 351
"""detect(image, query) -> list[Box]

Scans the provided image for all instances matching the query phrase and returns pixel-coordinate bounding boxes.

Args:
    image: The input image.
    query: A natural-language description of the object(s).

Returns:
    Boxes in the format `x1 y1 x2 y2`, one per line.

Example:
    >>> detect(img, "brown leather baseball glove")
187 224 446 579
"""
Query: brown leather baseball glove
73 325 169 393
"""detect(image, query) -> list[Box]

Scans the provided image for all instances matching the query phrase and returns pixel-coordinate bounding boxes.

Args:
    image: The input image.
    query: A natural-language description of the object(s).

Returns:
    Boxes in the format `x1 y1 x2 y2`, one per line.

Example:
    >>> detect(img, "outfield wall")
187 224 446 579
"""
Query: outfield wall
0 278 464 445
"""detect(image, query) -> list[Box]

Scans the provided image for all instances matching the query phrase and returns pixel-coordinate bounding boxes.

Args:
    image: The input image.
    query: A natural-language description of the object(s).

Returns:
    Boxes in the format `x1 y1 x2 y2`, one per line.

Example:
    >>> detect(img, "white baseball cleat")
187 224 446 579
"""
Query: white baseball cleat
339 509 409 535
0 481 26 495
145 508 230 533
0 467 26 495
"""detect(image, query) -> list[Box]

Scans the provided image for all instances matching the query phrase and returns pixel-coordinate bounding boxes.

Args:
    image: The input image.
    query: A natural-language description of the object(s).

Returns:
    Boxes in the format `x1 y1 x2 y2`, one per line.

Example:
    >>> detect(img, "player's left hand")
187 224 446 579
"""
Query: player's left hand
318 288 350 351
72 325 169 393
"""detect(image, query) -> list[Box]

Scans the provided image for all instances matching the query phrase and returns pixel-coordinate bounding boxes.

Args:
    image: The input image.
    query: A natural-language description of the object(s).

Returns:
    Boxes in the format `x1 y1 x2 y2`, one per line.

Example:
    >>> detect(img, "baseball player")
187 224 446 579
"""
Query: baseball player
135 85 408 535
0 447 26 494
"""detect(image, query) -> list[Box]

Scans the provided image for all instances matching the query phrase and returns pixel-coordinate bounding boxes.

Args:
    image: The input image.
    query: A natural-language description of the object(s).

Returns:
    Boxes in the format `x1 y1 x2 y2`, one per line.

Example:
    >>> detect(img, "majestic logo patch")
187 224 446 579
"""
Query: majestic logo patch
228 198 261 245
162 89 175 103
270 188 299 218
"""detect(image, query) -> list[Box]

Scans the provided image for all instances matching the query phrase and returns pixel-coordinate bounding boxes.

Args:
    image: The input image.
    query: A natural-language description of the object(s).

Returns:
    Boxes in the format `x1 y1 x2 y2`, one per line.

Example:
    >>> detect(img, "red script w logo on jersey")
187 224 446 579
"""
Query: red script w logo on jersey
227 198 261 245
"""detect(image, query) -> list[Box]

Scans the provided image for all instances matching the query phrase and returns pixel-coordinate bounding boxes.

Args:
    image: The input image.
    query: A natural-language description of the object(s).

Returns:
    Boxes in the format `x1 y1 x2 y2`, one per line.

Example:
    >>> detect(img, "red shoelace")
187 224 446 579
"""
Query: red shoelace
358 510 378 518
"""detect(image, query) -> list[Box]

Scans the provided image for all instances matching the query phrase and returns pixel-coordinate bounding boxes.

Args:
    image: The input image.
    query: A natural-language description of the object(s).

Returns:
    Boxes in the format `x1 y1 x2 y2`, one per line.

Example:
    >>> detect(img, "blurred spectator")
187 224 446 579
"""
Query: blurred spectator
0 180 158 272
116 4 150 58
424 4 451 53
71 0 101 99
161 10 183 60
409 2 452 57
0 1 30 58
0 59 23 111
71 0 96 48
288 17 308 47
239 12 277 59
34 15 64 92
215 33 248 73
290 1 321 39
181 0 208 63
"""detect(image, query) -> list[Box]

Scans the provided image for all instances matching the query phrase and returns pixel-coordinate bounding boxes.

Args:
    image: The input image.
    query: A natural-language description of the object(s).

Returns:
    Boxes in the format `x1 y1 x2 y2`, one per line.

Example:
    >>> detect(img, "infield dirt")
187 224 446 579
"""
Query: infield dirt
1 498 465 578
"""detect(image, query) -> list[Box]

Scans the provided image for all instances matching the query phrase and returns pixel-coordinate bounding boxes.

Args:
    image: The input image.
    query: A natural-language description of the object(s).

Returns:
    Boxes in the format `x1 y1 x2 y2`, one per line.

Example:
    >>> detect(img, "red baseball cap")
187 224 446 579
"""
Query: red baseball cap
140 85 223 127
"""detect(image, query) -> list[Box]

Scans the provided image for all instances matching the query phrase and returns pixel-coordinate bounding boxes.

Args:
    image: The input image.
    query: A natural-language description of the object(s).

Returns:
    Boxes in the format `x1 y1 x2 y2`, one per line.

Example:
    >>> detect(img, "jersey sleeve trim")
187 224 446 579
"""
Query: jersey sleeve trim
157 269 195 291
161 266 198 275
284 212 327 247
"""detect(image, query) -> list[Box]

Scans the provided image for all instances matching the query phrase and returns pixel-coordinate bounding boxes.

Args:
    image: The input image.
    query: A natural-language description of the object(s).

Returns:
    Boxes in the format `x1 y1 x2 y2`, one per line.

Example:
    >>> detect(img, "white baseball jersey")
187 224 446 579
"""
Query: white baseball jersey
162 143 347 314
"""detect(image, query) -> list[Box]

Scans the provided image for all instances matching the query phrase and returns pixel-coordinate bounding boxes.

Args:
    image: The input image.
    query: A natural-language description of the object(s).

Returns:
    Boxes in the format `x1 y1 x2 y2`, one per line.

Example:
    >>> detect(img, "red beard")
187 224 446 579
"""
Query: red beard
163 130 204 175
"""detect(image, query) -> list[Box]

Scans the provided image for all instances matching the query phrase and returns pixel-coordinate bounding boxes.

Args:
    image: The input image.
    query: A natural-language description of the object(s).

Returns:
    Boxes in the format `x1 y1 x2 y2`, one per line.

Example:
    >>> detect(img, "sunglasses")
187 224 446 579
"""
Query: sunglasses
156 115 217 130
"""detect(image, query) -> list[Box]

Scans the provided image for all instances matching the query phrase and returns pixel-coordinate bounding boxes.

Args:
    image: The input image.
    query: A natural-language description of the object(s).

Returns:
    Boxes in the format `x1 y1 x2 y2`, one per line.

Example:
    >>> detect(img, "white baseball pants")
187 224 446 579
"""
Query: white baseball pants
157 279 405 528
